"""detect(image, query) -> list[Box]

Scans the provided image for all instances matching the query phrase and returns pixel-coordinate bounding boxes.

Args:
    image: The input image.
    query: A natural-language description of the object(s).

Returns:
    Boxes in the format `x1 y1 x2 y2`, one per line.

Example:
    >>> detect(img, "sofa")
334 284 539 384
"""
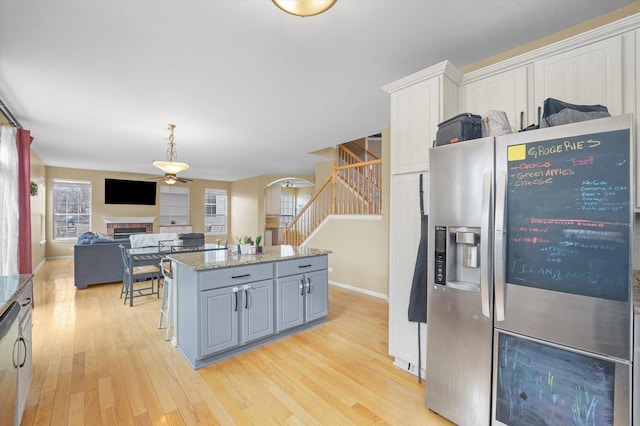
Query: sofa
73 232 130 289
73 232 205 289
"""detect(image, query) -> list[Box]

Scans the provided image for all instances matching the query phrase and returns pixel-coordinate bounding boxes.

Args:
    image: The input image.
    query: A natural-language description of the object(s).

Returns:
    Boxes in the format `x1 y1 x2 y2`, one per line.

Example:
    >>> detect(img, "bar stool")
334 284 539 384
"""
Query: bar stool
158 257 173 341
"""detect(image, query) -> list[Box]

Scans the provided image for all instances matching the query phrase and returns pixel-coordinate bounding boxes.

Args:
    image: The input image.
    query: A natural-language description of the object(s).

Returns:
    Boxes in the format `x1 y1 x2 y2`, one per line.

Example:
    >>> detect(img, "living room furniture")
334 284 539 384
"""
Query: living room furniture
120 244 161 306
74 236 130 289
73 232 205 290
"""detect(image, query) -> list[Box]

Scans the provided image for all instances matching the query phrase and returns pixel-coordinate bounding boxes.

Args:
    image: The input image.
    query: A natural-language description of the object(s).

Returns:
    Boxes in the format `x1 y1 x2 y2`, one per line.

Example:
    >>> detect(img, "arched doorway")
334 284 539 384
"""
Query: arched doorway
264 178 314 246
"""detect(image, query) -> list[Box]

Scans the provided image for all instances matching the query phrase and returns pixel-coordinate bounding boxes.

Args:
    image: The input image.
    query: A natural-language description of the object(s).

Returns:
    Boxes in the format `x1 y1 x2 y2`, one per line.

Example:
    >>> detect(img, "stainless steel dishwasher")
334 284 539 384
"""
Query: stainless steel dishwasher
0 301 20 426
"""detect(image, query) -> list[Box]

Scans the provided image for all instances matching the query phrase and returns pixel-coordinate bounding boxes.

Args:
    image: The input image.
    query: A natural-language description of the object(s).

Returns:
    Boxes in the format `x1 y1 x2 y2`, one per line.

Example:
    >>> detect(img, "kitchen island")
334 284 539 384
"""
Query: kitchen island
169 245 331 369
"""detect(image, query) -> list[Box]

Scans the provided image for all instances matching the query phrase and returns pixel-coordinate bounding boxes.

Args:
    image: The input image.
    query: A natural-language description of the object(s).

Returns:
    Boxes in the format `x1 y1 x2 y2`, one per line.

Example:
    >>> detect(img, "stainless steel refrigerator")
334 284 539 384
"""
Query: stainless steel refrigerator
426 114 633 426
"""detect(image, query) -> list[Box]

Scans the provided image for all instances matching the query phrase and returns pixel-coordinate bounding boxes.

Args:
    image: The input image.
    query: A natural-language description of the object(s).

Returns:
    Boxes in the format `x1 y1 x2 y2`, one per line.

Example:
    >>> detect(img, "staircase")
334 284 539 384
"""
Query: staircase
284 143 382 246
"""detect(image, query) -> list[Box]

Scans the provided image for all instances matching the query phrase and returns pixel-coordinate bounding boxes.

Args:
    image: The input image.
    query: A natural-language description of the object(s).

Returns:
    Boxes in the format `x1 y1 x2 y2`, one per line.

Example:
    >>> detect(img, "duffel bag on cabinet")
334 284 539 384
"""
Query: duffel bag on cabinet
540 98 610 128
434 113 482 146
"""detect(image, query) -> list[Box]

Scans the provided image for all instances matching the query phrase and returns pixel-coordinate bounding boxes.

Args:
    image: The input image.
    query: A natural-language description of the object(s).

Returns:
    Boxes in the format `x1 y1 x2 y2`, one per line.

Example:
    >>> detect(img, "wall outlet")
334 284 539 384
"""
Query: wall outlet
327 266 333 272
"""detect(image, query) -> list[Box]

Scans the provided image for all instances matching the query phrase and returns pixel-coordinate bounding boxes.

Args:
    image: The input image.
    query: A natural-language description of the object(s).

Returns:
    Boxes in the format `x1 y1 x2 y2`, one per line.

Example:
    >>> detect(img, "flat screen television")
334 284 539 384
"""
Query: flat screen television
104 178 157 205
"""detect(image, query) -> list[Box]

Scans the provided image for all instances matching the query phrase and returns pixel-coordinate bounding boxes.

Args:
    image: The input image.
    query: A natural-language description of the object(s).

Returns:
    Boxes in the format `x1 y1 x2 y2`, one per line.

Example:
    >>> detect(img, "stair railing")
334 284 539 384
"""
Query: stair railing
284 157 382 246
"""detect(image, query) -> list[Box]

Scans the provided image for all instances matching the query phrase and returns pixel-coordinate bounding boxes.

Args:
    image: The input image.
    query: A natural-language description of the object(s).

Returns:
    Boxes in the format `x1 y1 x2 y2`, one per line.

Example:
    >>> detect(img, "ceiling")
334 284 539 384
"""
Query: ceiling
0 0 635 182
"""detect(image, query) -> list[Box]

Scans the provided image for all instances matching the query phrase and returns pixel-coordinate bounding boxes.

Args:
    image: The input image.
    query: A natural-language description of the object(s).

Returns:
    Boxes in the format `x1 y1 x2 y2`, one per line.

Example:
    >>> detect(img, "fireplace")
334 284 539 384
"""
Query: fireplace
113 227 148 239
104 216 155 237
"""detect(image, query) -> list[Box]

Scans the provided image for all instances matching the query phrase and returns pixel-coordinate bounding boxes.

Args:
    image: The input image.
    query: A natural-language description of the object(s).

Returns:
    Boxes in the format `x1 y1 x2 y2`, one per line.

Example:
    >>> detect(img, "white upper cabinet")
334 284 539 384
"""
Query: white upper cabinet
534 36 624 116
265 184 281 216
384 61 461 175
459 66 531 132
388 78 440 174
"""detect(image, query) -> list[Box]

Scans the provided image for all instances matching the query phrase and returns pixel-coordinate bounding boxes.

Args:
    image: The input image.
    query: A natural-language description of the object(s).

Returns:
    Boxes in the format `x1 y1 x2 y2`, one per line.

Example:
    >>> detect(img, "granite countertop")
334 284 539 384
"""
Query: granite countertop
0 274 33 317
168 245 331 272
633 270 640 315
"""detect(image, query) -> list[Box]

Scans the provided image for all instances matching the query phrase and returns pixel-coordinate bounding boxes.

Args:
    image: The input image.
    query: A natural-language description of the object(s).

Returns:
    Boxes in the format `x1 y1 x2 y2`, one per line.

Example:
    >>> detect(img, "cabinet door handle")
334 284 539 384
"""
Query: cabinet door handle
298 264 312 269
307 277 312 294
19 337 27 368
243 285 251 309
300 279 305 296
233 287 239 311
21 297 31 307
232 274 251 279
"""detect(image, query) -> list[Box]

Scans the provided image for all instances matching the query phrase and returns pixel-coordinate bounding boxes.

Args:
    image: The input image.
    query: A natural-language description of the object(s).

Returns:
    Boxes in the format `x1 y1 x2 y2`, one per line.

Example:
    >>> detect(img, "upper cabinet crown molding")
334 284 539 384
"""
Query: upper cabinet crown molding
382 60 463 94
462 12 640 85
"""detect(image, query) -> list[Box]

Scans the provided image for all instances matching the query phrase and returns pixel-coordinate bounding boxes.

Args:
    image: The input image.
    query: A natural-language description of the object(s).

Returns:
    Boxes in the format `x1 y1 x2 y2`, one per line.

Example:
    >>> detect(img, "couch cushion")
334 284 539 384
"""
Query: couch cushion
180 233 205 245
130 233 179 248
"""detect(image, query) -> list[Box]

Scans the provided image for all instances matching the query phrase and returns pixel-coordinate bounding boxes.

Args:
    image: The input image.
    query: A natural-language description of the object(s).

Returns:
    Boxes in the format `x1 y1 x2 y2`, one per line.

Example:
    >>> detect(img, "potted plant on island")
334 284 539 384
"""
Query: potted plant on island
255 235 263 253
238 236 254 254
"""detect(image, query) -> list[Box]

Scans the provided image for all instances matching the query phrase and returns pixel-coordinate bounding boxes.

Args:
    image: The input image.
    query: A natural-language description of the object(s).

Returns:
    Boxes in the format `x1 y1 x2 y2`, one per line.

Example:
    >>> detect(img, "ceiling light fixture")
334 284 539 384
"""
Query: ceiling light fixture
272 0 336 17
152 124 190 181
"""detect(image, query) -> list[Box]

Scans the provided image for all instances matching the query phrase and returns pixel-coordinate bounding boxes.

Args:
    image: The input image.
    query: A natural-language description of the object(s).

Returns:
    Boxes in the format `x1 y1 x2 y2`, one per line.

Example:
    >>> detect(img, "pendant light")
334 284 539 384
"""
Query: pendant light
272 0 337 17
152 124 189 176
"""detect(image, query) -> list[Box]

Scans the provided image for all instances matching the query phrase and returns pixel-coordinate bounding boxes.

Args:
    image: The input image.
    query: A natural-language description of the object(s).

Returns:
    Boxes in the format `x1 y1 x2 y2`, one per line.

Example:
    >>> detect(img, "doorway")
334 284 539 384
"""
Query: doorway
264 178 314 246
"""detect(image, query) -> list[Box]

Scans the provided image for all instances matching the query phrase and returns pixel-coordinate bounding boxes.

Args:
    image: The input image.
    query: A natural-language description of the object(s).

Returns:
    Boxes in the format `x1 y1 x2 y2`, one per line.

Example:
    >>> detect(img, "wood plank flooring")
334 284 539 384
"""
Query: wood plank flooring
21 258 454 425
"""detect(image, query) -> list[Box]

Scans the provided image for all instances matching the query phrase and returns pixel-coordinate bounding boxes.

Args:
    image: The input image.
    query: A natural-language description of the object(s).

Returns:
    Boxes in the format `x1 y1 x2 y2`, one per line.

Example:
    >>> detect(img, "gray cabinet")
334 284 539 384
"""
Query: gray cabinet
175 253 329 369
199 265 274 358
200 279 274 357
240 279 274 343
305 269 328 322
275 256 328 332
200 286 239 355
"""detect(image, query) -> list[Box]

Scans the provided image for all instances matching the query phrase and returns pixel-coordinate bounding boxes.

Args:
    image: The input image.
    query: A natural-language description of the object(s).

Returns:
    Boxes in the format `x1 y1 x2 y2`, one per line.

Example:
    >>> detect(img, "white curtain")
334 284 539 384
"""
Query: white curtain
0 125 19 275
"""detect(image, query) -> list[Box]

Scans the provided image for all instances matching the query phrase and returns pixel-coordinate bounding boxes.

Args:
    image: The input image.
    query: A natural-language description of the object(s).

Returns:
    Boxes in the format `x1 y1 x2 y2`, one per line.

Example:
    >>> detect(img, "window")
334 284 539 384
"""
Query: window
280 193 294 227
204 188 227 234
52 179 91 240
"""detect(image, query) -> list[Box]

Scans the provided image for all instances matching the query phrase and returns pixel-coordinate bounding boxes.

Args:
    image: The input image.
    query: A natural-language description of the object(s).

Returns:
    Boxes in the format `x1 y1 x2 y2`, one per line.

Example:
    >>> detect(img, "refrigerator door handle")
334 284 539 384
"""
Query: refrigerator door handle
494 170 506 322
480 170 491 318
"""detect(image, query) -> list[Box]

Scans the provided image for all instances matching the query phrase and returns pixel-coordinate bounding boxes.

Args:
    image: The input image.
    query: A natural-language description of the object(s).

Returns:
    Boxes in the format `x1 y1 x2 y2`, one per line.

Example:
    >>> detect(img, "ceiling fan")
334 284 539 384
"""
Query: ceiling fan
149 173 193 185
150 124 192 185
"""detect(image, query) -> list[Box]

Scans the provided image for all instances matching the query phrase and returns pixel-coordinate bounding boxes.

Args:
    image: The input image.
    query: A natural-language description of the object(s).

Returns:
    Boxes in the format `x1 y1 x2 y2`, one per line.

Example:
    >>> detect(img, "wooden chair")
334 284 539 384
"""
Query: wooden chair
119 244 160 305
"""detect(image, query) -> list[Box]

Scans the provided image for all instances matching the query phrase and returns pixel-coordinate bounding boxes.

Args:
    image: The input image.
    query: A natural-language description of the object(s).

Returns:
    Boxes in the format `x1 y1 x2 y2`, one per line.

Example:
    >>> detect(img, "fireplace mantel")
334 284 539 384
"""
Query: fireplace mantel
103 216 156 224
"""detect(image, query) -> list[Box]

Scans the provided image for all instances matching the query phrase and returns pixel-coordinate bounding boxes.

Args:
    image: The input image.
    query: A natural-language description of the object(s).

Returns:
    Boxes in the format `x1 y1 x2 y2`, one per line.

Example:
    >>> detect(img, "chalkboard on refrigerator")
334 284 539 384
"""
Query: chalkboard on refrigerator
505 128 630 301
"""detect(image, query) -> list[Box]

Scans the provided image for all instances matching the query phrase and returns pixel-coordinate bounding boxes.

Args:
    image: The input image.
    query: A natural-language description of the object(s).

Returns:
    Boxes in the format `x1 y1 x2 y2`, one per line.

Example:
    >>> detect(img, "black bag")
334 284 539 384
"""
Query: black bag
540 98 610 128
434 113 482 146
408 173 427 324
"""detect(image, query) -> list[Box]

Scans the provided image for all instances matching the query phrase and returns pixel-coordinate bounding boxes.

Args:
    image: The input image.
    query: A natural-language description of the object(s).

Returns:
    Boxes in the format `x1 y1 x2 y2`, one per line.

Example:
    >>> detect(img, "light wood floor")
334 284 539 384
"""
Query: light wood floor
21 258 454 425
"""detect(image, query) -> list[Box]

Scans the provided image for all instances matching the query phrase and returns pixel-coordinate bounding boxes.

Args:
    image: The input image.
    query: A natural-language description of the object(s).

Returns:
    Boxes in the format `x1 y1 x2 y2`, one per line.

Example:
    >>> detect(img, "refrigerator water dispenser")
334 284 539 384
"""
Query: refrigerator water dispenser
455 228 478 268
434 226 481 290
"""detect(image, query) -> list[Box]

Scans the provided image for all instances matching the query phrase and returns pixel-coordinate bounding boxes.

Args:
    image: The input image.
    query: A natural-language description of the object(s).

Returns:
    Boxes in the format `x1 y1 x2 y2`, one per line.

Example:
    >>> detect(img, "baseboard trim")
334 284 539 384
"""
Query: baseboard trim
393 357 426 380
32 258 47 273
329 280 388 302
